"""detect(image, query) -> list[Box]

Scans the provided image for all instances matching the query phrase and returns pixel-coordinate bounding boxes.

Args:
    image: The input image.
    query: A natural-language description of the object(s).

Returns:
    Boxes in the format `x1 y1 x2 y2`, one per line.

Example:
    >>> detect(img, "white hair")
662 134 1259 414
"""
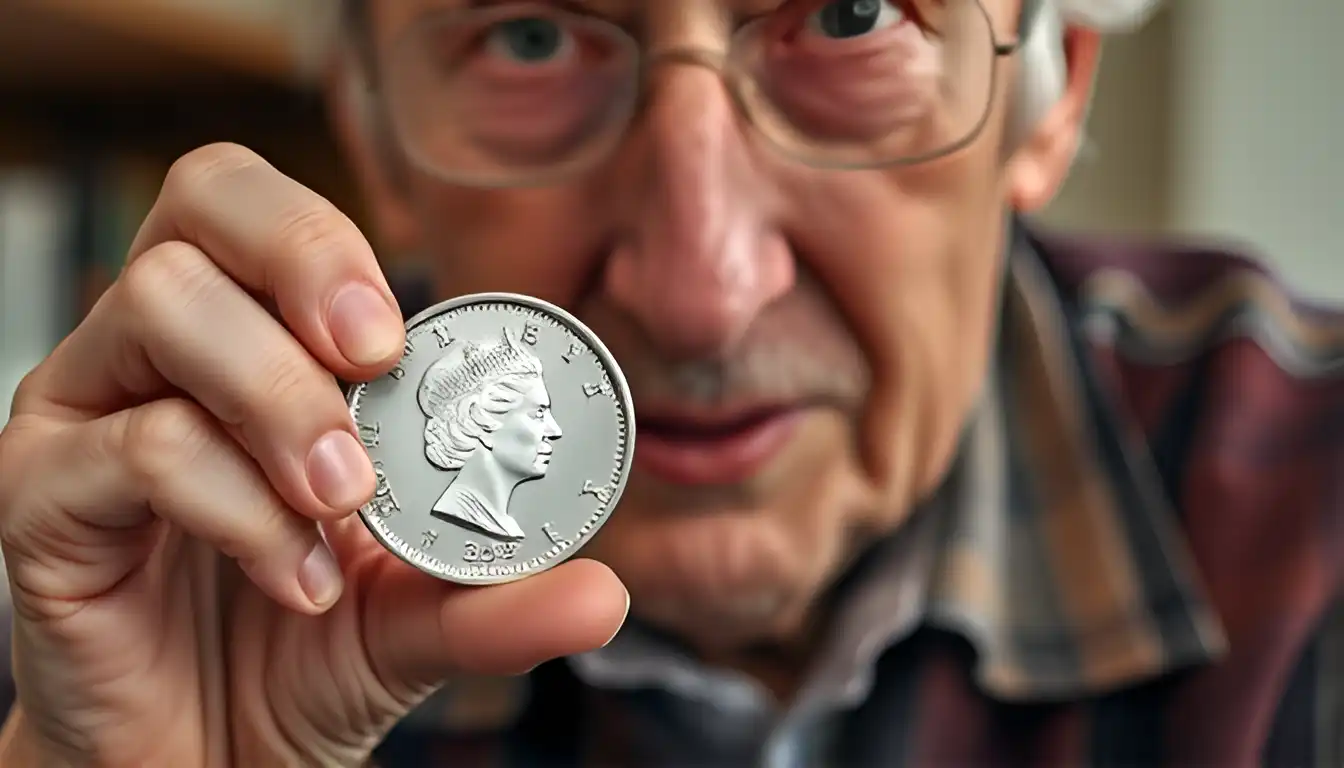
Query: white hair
1011 0 1164 147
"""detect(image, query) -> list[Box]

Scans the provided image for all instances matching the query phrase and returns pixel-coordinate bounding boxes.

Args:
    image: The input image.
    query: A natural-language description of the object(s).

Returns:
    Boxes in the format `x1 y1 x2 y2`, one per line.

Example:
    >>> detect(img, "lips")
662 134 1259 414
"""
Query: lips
633 404 803 485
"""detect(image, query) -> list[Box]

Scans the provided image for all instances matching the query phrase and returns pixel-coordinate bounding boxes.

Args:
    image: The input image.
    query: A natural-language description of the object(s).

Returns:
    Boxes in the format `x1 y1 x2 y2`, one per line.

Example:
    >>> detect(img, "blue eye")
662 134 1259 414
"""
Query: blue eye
487 17 568 62
808 0 903 39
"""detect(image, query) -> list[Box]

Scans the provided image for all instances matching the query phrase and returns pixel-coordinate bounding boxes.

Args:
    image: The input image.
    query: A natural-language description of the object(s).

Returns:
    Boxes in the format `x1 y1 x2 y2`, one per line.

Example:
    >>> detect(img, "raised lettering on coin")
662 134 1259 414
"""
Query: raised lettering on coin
582 375 613 399
391 339 417 380
367 461 402 519
580 480 615 506
541 523 571 548
464 540 520 563
563 341 586 364
358 421 381 449
433 323 454 348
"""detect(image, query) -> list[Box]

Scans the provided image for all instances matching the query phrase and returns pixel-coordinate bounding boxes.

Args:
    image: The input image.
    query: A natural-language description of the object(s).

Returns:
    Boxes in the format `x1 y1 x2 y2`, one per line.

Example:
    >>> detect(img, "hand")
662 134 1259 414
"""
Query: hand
0 144 628 767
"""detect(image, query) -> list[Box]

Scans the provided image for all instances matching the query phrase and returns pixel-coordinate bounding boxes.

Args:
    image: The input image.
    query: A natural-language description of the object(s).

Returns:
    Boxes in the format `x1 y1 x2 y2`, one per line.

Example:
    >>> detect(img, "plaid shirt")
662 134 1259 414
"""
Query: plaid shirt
3 220 1343 766
372 221 1344 767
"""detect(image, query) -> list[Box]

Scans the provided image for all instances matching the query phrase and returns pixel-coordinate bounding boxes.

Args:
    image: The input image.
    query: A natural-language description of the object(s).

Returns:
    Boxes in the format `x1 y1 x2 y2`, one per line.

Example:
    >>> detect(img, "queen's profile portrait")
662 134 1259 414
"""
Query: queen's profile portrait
416 328 562 541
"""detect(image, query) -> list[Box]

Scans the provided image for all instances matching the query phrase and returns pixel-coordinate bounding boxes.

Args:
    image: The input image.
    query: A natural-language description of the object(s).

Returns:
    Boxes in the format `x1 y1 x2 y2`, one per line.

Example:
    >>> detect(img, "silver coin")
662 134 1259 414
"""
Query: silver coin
346 292 634 585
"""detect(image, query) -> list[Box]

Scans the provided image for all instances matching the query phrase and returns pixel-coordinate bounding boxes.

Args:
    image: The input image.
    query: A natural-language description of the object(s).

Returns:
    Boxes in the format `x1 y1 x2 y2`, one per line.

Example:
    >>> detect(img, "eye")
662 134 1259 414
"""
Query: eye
805 0 905 39
485 16 573 64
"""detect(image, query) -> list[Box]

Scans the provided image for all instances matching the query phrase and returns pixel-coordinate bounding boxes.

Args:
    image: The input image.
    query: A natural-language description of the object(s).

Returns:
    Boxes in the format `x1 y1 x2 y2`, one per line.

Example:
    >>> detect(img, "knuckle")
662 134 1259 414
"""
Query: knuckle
233 505 299 563
119 241 220 320
122 399 216 492
163 142 261 205
271 203 356 267
247 347 331 420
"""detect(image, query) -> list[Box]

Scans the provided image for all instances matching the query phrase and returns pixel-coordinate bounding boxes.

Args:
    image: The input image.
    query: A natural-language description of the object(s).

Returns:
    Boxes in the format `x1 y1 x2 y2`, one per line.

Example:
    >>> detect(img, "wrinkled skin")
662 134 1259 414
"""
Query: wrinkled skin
343 0 1100 667
0 147 628 765
0 0 1098 765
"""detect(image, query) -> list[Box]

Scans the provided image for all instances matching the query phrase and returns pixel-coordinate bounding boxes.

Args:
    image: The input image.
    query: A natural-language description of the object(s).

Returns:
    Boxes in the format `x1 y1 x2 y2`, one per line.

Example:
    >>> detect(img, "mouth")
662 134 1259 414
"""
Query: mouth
633 403 804 486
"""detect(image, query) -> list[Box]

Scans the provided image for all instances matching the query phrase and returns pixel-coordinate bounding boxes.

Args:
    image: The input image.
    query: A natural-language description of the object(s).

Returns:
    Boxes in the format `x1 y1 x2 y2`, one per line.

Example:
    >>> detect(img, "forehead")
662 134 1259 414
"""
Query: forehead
522 376 550 405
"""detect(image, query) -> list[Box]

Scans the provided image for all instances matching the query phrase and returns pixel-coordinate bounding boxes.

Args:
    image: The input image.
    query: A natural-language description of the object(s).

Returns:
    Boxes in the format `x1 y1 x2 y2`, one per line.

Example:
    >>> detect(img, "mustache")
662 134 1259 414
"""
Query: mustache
614 323 870 409
578 269 871 410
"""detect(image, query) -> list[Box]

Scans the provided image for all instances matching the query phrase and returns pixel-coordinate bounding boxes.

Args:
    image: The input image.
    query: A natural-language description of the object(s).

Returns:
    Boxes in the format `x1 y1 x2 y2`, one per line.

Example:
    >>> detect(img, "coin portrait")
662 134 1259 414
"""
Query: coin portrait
417 329 562 541
347 293 634 585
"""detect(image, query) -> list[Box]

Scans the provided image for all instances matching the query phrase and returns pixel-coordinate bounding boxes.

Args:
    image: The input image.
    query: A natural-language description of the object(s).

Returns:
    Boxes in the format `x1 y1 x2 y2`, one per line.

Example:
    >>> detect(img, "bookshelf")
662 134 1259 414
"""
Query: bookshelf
0 1 364 423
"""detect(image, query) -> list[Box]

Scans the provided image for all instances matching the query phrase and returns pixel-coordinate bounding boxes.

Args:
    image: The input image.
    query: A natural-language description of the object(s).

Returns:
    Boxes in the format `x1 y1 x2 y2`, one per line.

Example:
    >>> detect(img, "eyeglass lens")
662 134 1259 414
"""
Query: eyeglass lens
382 0 1000 185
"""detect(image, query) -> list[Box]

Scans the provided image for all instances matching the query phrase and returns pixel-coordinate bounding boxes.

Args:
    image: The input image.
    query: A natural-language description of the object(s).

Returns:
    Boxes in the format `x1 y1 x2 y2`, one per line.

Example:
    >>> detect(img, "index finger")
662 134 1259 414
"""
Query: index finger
129 142 405 380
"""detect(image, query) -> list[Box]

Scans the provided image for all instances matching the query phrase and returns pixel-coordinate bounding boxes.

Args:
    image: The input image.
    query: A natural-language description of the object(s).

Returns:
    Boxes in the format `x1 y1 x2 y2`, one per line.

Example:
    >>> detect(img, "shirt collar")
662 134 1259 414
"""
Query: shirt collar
925 225 1227 699
570 223 1228 706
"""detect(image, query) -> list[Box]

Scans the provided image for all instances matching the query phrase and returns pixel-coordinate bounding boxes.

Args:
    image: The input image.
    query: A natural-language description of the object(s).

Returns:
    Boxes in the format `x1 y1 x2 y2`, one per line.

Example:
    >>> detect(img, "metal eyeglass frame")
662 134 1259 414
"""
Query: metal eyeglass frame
347 0 1038 188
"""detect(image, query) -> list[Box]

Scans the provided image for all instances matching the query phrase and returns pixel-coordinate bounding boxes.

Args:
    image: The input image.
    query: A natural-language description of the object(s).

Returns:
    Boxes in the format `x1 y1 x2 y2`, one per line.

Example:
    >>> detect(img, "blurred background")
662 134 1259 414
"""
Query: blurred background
1 0 1341 422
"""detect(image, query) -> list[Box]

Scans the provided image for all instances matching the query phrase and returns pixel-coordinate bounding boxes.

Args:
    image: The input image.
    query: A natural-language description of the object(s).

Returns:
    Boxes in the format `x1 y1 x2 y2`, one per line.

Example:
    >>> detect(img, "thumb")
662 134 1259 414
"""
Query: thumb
364 557 630 690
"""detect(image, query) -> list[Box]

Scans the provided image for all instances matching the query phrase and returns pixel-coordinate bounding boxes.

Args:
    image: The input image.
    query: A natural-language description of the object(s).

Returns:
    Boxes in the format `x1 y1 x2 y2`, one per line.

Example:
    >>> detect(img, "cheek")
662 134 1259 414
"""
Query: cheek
411 178 614 305
508 423 538 451
780 151 1006 507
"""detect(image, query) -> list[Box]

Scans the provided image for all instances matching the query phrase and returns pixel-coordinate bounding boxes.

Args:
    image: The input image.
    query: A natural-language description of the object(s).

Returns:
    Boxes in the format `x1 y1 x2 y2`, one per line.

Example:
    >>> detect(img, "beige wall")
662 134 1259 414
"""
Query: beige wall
1040 0 1344 301
1041 5 1175 237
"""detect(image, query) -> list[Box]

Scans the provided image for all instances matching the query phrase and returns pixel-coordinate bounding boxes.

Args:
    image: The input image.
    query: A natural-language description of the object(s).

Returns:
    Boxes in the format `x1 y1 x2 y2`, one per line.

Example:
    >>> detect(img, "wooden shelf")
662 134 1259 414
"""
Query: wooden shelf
0 0 333 92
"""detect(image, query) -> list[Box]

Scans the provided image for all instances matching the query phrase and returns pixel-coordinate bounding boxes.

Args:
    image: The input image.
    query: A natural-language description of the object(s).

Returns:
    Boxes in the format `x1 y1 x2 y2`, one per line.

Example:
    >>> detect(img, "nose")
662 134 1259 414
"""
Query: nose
544 410 562 440
602 54 794 359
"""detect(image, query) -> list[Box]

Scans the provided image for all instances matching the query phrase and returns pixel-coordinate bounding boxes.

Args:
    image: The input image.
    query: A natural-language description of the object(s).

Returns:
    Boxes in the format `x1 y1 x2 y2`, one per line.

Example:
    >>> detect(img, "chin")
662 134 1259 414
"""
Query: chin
633 590 811 651
586 496 827 651
585 411 871 653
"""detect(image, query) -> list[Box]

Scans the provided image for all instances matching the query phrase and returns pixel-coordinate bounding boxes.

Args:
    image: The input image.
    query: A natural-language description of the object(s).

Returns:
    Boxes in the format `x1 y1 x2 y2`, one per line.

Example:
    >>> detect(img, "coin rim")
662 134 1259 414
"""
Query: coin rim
345 291 636 586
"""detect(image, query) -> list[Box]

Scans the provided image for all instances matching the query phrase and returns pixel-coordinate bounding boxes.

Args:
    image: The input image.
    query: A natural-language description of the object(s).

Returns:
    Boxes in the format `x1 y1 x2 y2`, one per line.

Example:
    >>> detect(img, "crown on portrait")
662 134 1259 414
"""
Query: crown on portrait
418 328 541 415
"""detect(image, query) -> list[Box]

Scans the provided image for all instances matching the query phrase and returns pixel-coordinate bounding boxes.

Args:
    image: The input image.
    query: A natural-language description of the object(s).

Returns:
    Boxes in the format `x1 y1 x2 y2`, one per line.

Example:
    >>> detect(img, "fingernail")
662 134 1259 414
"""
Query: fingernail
299 541 344 608
601 588 631 648
306 430 374 511
329 283 402 367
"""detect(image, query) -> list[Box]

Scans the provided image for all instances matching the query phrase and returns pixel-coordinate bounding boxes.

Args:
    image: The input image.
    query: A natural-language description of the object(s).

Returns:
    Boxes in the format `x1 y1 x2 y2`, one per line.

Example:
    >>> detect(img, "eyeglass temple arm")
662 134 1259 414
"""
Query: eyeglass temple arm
996 0 1041 56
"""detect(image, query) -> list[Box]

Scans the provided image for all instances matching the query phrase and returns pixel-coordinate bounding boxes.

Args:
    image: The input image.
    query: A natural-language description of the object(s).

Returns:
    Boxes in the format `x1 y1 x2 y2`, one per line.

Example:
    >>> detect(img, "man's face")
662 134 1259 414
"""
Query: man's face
342 0 1089 652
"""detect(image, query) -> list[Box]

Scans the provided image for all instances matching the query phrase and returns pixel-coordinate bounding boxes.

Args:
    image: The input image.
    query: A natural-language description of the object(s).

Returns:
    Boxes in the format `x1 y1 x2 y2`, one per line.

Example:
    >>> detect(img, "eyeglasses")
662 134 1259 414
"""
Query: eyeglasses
372 0 1021 188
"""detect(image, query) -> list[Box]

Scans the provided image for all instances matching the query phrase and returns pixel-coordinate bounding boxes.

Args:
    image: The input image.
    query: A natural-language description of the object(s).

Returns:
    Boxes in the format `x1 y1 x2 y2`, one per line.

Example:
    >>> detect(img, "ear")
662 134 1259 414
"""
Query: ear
1006 25 1103 212
324 53 423 254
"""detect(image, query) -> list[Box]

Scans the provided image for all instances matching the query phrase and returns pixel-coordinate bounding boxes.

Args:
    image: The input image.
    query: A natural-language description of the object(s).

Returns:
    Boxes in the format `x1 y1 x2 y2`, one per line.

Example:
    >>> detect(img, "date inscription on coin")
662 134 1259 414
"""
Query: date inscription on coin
347 293 634 585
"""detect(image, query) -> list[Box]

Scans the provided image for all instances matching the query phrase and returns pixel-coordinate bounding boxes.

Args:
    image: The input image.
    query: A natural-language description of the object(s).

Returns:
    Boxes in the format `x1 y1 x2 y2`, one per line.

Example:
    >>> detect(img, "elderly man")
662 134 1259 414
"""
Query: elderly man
0 0 1340 765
